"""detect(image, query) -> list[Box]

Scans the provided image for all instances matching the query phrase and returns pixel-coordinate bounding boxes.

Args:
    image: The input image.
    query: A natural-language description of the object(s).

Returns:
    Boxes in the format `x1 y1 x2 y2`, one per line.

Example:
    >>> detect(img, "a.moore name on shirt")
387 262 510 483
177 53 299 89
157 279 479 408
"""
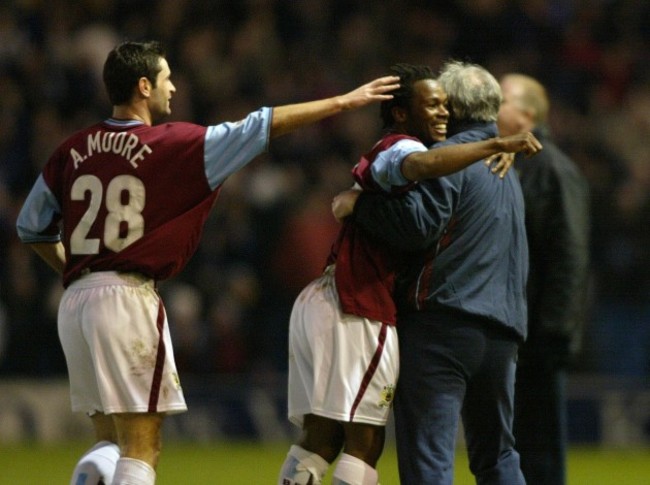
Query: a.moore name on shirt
70 131 152 169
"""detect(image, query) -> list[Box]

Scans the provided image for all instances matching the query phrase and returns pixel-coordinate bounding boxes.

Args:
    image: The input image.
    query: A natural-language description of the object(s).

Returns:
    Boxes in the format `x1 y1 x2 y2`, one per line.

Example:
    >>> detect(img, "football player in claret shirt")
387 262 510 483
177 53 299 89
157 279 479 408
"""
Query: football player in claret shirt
15 40 400 485
278 63 541 485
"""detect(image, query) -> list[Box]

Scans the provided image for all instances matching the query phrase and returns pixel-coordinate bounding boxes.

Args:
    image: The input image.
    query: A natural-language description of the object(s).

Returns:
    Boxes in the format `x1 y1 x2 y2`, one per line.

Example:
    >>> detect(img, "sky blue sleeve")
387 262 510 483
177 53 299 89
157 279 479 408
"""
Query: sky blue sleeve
16 174 62 243
204 107 272 190
370 138 428 192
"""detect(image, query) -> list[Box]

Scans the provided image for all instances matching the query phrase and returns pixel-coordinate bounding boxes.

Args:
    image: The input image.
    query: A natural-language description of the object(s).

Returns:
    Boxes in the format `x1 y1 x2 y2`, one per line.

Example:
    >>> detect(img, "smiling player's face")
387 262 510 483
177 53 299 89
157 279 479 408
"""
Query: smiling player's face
405 79 449 146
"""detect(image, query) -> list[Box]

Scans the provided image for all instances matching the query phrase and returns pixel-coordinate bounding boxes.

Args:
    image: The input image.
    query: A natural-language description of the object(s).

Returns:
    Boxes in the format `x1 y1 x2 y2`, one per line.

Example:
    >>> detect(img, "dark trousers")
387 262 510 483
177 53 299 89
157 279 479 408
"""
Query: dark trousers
514 356 567 485
394 309 525 485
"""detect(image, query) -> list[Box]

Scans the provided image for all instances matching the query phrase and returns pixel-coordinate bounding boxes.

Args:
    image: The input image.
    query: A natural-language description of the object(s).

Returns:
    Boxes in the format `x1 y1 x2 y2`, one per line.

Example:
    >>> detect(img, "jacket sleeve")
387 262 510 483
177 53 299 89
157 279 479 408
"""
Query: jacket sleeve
352 177 455 253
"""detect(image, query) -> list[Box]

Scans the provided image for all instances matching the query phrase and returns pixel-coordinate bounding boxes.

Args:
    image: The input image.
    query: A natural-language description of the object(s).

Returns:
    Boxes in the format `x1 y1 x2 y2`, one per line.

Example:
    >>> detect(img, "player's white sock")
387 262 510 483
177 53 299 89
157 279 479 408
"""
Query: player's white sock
332 453 378 485
111 457 156 485
277 444 329 485
70 440 120 485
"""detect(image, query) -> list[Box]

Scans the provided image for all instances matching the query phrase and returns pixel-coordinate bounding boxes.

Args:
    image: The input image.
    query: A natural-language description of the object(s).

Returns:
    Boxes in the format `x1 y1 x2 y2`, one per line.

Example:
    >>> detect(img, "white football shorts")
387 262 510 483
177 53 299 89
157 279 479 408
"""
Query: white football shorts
58 271 187 415
288 265 399 427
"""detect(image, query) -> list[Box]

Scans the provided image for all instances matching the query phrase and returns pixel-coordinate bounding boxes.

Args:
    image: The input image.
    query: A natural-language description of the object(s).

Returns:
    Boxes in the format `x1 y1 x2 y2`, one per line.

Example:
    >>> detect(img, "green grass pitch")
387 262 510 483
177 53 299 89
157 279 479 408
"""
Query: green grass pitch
1 442 649 484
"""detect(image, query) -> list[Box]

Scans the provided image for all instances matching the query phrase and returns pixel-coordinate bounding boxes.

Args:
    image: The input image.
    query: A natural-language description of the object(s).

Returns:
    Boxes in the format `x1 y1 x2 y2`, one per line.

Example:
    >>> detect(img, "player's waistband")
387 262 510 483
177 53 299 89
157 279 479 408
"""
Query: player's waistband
67 271 155 290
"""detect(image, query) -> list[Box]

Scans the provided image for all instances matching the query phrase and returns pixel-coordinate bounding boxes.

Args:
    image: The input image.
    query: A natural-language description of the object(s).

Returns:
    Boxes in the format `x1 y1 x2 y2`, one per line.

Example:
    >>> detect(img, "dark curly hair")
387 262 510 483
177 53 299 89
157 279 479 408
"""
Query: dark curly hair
103 41 166 106
380 63 436 129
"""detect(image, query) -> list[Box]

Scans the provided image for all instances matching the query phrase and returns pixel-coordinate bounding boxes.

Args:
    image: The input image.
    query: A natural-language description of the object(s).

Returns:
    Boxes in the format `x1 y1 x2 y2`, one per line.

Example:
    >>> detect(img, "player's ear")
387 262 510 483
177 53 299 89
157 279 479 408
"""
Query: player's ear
392 106 408 123
137 77 152 98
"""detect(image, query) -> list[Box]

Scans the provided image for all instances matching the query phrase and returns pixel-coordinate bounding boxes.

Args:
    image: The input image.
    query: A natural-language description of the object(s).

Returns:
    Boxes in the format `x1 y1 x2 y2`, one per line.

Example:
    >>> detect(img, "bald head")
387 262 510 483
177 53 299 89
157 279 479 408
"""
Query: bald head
498 74 549 136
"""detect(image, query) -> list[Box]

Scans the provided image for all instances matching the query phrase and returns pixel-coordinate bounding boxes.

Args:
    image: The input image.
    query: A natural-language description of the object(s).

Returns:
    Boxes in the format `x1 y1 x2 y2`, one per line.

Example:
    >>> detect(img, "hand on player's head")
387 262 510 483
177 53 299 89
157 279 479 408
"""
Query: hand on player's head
339 76 400 110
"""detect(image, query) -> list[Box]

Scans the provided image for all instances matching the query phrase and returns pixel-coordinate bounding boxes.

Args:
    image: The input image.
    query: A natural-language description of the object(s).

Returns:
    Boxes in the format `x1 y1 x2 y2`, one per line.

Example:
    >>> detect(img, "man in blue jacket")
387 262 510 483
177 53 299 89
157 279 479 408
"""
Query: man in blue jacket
333 60 530 484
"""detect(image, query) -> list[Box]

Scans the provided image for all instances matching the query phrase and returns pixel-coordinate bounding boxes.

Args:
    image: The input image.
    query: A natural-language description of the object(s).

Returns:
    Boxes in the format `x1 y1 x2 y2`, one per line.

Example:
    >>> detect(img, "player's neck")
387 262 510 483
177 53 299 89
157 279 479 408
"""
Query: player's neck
112 103 152 126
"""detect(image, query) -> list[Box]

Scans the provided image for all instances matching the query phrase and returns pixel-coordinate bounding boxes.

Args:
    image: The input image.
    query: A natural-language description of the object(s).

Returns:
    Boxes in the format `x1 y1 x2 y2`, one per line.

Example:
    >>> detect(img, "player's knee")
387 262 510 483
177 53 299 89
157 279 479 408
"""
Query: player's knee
341 424 385 467
342 441 384 468
115 414 163 467
301 414 344 463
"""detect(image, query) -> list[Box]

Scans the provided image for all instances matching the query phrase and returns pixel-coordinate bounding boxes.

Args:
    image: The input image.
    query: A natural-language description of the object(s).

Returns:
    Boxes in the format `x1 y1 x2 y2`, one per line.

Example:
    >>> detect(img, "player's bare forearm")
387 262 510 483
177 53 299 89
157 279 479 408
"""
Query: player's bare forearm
270 76 399 138
402 132 542 181
29 241 65 275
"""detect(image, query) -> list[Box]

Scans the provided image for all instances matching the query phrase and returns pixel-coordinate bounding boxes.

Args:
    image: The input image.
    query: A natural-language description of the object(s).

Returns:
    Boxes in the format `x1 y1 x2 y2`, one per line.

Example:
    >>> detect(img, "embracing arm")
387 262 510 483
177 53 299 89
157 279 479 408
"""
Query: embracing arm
333 181 453 253
402 132 542 181
270 76 399 138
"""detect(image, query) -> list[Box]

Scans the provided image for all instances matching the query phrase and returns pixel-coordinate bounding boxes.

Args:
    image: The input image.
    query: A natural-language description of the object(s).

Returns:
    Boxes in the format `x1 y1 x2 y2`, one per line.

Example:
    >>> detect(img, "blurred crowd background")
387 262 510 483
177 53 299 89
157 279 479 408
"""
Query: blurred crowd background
0 0 649 387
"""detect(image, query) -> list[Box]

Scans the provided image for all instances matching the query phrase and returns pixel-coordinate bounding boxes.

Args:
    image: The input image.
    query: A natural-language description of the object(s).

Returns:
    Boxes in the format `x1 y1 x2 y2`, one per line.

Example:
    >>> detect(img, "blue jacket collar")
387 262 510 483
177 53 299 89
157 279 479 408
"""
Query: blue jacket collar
448 120 497 137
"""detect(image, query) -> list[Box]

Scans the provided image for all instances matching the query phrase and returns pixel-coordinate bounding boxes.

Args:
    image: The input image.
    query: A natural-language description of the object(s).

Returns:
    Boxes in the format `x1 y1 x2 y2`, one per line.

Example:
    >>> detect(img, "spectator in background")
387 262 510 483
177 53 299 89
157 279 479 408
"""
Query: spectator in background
0 285 6 366
204 265 259 374
498 73 590 485
206 295 249 374
160 281 207 374
588 81 650 379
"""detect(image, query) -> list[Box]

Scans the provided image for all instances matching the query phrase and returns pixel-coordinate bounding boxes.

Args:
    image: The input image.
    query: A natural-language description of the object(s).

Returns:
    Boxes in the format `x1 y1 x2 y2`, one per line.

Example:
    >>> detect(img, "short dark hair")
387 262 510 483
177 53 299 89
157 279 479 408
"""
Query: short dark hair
102 41 165 106
380 63 436 129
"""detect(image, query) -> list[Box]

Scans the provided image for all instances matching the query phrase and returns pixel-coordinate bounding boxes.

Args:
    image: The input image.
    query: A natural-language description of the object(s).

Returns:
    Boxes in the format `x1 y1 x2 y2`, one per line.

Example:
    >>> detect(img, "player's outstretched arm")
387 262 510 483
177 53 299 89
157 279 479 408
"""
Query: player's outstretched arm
402 132 542 181
270 76 400 139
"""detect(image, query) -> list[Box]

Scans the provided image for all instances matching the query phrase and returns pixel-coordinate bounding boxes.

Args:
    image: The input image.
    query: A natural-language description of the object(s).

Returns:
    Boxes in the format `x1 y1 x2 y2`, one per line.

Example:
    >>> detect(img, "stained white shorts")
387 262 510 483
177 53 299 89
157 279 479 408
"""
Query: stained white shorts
58 271 187 415
288 265 399 427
